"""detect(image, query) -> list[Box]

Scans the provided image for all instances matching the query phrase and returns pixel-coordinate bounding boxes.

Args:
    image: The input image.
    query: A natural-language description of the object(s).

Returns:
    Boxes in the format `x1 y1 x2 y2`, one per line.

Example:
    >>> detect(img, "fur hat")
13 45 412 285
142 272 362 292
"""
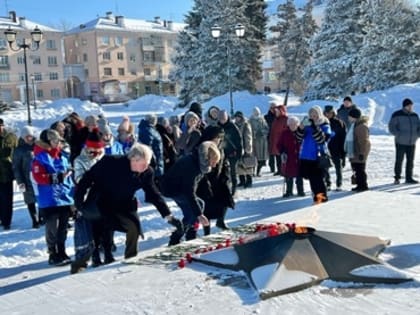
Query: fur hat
402 98 413 107
184 111 199 125
21 125 35 138
348 108 362 119
40 129 62 145
144 114 157 126
85 130 104 148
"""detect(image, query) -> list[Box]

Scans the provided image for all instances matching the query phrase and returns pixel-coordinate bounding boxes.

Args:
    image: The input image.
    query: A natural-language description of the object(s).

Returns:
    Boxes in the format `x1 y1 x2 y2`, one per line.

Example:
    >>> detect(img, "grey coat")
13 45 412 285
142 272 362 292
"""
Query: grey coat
235 118 254 176
12 138 36 204
249 115 269 161
388 108 420 145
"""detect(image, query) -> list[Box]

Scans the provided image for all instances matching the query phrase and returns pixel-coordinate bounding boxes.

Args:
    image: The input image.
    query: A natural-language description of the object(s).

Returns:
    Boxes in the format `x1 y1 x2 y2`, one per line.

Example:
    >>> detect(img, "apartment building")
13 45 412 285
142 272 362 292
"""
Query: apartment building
0 11 65 104
64 12 183 103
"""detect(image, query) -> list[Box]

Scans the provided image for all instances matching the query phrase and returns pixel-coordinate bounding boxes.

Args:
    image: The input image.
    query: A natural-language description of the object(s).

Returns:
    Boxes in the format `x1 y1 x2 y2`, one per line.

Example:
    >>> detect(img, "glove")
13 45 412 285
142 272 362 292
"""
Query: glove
358 154 364 161
167 216 184 234
50 173 64 184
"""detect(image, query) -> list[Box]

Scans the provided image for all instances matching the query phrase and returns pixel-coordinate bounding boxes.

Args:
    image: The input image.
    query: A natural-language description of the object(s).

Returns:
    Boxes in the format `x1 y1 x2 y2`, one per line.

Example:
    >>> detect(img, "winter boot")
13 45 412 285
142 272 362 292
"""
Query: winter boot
168 217 184 235
216 208 229 230
103 249 115 265
57 243 71 265
185 226 197 241
244 175 253 188
168 229 184 246
91 248 102 267
48 247 61 266
256 162 264 177
28 203 40 228
70 260 88 274
237 175 246 187
283 178 293 198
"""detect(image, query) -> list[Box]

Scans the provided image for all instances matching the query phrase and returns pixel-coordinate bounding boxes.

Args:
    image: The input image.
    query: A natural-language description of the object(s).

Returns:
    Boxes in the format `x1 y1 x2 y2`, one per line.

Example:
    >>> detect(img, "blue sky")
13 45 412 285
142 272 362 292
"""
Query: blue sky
2 0 194 28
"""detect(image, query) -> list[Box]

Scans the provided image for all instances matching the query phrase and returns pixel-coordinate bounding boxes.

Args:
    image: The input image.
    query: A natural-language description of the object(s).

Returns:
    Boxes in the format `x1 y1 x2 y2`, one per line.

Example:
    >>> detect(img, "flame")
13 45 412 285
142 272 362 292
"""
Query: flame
314 193 327 204
294 226 308 234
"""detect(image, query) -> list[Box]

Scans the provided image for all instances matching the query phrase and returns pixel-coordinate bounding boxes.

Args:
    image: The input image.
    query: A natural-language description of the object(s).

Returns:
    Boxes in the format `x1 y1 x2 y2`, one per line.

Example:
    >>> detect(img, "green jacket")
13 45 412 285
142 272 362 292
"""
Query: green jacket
0 129 18 183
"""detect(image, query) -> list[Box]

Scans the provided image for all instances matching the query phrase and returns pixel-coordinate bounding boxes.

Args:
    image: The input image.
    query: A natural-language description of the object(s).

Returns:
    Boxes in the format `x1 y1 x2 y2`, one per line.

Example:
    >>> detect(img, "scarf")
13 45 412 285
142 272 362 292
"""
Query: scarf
344 122 355 158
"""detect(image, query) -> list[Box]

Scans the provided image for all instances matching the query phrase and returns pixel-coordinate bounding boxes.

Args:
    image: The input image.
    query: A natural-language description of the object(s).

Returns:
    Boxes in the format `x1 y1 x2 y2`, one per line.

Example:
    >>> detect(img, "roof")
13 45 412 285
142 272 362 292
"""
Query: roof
66 14 186 35
0 16 61 33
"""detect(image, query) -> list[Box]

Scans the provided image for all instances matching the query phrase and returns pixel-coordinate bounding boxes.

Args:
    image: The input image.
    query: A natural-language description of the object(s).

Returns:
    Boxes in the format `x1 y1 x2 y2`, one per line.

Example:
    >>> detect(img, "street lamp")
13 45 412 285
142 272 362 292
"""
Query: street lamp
30 74 37 110
4 26 43 125
211 23 245 116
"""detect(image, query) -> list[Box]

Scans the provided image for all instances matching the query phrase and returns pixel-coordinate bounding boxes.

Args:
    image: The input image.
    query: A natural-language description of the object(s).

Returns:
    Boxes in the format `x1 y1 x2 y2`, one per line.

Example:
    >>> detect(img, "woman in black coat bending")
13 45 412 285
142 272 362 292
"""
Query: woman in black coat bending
74 143 182 260
161 141 221 245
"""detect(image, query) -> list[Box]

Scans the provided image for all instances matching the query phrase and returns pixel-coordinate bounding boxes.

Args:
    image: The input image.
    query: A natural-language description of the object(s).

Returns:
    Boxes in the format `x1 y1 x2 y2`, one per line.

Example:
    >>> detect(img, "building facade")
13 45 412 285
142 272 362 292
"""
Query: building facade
63 12 182 103
0 11 65 104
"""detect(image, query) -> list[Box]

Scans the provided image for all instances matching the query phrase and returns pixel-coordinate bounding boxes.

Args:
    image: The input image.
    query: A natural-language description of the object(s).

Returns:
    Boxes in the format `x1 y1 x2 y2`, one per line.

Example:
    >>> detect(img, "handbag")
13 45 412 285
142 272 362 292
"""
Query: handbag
241 154 257 169
318 153 332 169
79 186 101 221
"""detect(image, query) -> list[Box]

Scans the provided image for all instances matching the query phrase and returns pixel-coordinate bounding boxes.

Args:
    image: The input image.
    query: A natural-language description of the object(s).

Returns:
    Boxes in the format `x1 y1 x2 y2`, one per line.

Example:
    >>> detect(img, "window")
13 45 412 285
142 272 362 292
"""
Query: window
0 73 10 82
118 68 125 76
144 68 151 76
104 67 112 76
46 40 57 50
129 54 136 63
81 38 87 45
0 38 7 50
33 73 42 81
103 52 111 60
48 56 58 66
49 72 59 80
101 36 110 46
130 69 136 75
145 85 152 94
17 56 24 64
37 90 44 98
143 51 154 62
0 56 9 67
18 73 25 81
117 52 124 60
115 36 123 46
83 53 88 62
32 56 41 65
51 88 60 98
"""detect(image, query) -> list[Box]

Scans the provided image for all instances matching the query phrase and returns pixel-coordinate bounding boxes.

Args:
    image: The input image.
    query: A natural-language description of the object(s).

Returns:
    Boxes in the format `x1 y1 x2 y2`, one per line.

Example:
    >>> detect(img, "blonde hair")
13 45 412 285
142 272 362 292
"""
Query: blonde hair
127 143 153 163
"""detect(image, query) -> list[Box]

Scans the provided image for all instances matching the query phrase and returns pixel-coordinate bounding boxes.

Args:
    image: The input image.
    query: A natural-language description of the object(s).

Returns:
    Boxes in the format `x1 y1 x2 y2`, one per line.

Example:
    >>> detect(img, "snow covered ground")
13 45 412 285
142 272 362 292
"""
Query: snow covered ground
1 84 420 314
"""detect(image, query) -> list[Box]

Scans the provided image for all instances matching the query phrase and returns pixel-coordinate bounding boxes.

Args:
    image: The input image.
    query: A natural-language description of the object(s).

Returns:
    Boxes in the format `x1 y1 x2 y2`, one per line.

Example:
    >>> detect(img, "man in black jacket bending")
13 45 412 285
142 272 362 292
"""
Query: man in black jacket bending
74 143 182 260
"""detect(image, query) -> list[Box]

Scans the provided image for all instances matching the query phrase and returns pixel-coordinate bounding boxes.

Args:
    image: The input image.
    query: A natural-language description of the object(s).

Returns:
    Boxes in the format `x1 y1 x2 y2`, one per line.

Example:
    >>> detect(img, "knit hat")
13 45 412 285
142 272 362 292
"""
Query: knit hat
200 125 224 142
85 130 104 148
323 105 335 114
233 111 244 119
21 125 35 138
348 108 362 119
99 124 112 136
189 102 203 116
118 116 131 132
157 117 169 127
343 96 352 102
402 98 413 107
0 118 4 126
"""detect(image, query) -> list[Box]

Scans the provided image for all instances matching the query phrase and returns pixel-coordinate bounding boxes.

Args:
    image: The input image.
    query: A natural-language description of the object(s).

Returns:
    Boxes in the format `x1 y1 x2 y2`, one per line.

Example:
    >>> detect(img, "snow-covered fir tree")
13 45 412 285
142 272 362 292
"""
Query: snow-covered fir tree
304 0 365 100
171 0 266 105
354 0 420 92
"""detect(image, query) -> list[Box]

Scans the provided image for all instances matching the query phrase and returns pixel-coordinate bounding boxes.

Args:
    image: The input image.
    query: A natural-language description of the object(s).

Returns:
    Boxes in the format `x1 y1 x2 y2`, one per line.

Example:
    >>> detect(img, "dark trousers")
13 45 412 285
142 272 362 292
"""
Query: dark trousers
113 213 139 259
351 162 368 189
269 154 276 172
0 181 13 227
394 143 416 180
300 159 327 201
228 157 239 195
324 156 344 188
41 206 70 253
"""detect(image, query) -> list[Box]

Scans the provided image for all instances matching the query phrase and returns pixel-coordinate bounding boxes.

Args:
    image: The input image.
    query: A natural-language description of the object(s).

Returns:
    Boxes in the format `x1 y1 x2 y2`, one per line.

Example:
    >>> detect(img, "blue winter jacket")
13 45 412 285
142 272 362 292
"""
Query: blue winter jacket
296 122 332 161
137 119 164 177
32 146 74 208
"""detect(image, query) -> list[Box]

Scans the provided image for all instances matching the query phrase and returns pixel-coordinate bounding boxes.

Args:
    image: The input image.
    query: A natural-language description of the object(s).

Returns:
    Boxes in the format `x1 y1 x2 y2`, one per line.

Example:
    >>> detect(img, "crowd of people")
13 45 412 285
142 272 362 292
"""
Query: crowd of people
0 96 419 274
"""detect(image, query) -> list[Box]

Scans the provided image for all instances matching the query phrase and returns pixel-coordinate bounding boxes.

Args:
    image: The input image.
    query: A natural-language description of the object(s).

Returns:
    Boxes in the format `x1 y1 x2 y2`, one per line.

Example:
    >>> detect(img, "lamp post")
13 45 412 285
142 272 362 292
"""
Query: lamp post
4 26 43 125
211 23 245 116
30 74 37 110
